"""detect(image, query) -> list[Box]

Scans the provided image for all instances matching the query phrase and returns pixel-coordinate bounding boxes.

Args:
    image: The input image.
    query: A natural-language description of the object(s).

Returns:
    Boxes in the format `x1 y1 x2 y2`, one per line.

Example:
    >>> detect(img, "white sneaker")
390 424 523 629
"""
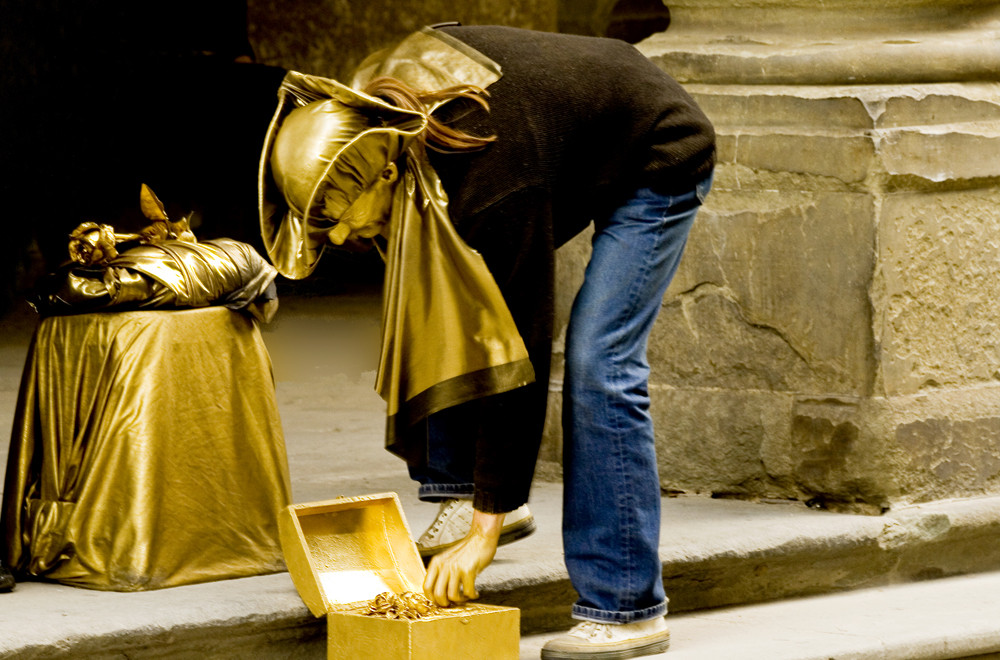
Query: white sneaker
415 499 537 558
541 618 670 660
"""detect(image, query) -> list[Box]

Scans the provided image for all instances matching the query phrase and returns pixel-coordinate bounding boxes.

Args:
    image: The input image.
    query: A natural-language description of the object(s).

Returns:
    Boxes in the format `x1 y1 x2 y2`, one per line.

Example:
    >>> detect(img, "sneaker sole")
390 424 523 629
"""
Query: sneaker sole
540 633 670 660
419 515 537 558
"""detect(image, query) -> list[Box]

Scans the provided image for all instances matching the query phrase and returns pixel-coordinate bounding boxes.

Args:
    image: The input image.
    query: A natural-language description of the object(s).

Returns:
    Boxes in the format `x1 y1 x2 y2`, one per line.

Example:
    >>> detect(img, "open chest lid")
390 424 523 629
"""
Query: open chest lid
278 493 427 617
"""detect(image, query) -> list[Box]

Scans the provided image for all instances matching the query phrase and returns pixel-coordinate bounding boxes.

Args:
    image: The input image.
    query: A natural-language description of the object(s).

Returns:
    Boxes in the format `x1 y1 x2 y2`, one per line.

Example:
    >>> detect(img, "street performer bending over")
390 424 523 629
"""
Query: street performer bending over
260 24 715 660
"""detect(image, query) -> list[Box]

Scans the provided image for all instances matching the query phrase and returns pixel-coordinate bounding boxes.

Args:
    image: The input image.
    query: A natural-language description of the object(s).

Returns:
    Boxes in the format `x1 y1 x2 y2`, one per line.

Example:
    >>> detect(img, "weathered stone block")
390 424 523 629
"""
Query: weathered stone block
647 385 1000 510
875 188 1000 396
642 1 1000 85
657 190 876 394
739 134 875 183
545 76 1000 511
896 417 1000 489
652 389 790 496
783 397 895 511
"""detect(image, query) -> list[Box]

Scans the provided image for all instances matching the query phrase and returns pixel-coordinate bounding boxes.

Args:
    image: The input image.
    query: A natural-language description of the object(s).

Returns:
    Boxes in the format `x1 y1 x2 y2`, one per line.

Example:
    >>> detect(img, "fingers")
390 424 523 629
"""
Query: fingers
421 517 503 607
460 567 479 602
326 223 352 245
423 557 437 597
423 545 480 607
424 555 448 607
424 554 456 607
447 564 468 604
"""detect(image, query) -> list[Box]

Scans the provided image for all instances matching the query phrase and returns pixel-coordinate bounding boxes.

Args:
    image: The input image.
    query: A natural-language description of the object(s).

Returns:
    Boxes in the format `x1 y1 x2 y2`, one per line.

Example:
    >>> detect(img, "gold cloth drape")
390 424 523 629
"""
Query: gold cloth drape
34 238 279 322
351 28 535 443
351 27 503 101
378 151 534 451
1 307 291 591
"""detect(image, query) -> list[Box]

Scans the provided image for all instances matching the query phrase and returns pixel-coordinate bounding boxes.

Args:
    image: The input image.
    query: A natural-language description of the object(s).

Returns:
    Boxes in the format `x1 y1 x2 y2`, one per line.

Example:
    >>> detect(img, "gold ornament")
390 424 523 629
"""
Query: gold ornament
67 184 195 267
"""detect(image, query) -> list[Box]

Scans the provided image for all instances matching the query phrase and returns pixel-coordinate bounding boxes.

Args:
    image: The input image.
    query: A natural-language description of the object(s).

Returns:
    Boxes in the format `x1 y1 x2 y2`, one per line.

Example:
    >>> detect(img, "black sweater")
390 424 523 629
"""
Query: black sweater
431 25 716 247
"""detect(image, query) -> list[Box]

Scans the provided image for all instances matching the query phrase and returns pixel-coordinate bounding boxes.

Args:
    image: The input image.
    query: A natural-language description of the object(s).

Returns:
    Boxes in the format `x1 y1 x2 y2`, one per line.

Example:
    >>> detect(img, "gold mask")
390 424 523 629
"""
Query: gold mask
259 72 427 279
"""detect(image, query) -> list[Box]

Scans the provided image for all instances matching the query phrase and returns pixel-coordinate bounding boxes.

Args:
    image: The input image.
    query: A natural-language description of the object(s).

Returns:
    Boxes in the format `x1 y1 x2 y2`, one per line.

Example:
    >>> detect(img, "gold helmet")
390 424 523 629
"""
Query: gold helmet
258 71 428 279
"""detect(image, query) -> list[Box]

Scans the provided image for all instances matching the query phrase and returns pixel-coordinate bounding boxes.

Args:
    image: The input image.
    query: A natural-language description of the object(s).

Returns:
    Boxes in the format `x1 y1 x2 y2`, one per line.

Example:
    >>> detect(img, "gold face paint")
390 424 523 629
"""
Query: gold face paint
326 163 398 246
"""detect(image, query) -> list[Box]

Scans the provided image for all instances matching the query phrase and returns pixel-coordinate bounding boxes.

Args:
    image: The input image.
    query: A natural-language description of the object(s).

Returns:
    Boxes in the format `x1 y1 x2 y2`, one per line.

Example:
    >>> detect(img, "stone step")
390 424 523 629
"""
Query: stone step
3 490 1000 658
489 490 1000 633
521 570 1000 660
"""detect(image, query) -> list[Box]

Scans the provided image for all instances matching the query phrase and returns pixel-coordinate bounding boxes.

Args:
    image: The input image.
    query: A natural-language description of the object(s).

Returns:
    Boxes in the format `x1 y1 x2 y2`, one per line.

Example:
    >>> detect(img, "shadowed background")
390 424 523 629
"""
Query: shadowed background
0 0 668 309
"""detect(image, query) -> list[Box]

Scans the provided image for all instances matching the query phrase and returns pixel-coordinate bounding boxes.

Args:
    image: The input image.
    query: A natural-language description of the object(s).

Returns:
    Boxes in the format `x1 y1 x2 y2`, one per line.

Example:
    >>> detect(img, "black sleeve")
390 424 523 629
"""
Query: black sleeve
451 189 560 513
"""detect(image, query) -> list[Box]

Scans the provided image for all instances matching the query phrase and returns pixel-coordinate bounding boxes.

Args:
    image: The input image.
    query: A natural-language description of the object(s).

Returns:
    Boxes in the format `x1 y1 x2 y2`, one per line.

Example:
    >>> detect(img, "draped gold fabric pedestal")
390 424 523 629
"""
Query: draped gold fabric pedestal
1 306 292 591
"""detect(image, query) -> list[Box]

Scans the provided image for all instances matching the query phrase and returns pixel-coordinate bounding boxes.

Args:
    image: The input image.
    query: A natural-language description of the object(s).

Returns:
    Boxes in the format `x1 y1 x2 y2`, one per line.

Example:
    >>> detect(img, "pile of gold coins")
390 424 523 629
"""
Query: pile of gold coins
364 591 442 620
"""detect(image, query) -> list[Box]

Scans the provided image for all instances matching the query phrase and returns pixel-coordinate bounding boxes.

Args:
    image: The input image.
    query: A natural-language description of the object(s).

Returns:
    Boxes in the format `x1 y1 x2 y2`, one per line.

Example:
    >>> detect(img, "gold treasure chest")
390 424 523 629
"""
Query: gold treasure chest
279 493 520 659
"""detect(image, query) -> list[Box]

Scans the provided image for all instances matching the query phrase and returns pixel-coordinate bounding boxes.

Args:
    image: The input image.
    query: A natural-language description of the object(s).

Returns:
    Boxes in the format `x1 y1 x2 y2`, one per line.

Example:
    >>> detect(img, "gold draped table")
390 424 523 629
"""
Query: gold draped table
1 306 291 591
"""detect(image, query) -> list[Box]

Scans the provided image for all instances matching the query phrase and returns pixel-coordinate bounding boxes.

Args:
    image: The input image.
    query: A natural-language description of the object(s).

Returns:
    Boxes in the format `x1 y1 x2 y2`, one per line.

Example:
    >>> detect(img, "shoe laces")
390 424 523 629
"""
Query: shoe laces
570 622 615 641
425 500 463 538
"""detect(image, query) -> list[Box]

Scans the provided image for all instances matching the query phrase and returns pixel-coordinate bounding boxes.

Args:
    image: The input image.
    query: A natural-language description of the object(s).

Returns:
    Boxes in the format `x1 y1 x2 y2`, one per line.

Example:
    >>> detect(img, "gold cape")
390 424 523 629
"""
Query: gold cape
378 148 534 448
260 28 534 452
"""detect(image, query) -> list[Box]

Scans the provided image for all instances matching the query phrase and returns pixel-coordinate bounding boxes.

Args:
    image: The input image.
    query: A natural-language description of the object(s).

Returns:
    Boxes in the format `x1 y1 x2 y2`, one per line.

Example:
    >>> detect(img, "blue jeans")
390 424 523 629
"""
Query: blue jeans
563 176 710 623
407 383 546 512
407 176 710 618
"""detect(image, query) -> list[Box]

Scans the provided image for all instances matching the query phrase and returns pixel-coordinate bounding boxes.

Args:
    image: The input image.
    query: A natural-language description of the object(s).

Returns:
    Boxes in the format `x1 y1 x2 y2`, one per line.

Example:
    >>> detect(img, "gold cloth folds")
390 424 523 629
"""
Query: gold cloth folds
378 151 534 451
363 32 532 447
35 238 278 322
351 26 503 103
1 307 291 590
352 27 532 443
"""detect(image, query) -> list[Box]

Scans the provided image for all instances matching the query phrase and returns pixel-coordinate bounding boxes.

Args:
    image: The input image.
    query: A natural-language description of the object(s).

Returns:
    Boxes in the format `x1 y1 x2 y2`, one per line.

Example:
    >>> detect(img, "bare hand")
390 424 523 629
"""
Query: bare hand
423 509 504 607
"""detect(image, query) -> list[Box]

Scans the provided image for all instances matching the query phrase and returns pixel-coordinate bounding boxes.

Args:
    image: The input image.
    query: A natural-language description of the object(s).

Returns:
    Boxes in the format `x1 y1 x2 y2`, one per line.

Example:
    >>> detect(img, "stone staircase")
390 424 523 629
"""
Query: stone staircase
2 295 1000 658
522 569 1000 660
3 486 1000 658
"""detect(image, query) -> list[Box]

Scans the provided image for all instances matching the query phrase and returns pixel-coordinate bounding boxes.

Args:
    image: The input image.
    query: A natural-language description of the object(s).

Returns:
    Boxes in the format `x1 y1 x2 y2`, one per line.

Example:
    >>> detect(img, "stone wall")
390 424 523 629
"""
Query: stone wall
247 1 557 80
543 0 1000 513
